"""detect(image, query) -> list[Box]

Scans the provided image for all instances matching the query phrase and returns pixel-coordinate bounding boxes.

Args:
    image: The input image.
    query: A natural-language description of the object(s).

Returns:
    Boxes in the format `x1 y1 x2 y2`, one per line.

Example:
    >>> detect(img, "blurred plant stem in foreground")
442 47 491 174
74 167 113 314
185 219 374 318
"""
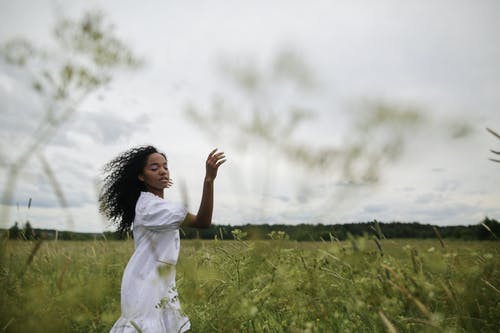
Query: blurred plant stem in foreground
184 49 425 201
486 127 500 163
0 10 141 230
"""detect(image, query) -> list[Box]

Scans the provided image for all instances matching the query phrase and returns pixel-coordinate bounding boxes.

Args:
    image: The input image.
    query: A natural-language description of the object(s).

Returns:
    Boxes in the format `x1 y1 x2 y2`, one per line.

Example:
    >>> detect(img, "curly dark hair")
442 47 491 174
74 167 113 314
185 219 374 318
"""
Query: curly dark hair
99 145 166 235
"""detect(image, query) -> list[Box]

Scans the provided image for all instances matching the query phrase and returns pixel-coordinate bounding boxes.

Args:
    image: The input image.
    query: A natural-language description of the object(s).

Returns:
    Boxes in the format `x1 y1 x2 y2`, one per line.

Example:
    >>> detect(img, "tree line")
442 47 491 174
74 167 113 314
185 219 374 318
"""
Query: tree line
4 217 498 241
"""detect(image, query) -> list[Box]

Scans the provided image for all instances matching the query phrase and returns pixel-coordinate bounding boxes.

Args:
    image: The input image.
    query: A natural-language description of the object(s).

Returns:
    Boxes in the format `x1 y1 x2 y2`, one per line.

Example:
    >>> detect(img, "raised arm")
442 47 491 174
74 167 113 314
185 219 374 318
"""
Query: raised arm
182 148 226 229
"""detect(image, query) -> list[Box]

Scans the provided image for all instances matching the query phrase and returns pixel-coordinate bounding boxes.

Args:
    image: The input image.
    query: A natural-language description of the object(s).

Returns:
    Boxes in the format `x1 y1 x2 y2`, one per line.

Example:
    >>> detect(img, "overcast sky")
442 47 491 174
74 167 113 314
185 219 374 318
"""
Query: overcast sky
1 0 499 232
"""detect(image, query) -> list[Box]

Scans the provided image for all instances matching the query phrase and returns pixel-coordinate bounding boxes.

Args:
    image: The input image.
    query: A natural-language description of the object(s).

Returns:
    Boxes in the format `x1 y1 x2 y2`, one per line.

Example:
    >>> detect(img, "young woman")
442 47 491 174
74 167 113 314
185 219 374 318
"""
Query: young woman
99 146 226 332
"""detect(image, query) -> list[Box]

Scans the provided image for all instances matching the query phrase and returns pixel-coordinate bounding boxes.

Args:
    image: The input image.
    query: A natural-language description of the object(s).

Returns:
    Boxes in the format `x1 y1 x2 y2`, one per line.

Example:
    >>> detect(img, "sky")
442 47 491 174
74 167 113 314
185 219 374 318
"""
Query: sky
1 0 499 233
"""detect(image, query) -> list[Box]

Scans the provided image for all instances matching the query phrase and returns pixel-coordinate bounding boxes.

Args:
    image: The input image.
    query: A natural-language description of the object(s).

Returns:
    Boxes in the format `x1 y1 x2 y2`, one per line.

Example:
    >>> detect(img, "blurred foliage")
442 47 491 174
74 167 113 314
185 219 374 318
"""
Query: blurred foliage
185 48 427 185
0 10 141 228
0 238 498 332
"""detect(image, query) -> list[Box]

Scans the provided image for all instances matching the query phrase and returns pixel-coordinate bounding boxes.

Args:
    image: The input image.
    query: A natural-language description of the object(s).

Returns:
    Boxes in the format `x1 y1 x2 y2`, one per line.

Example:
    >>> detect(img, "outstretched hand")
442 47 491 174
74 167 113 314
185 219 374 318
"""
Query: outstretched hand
181 148 226 229
205 148 226 181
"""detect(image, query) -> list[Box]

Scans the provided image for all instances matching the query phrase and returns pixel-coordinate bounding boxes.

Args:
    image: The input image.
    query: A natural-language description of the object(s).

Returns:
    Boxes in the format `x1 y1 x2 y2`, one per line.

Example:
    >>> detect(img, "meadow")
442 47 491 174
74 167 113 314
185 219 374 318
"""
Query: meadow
0 236 498 332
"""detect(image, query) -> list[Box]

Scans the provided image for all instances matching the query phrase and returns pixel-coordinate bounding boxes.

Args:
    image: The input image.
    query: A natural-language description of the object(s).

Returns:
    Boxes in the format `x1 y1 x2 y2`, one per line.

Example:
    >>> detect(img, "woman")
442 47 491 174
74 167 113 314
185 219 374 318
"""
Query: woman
99 146 226 332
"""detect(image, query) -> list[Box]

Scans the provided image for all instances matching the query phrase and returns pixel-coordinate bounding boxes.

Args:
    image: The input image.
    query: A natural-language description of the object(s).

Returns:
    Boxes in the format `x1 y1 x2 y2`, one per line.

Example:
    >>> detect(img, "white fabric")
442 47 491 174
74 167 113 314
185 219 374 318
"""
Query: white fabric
110 191 190 333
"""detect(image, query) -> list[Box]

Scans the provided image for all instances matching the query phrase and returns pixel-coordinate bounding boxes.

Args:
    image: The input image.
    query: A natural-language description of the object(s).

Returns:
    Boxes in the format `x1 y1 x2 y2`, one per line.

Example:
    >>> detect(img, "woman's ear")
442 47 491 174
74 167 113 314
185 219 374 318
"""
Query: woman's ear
138 173 144 182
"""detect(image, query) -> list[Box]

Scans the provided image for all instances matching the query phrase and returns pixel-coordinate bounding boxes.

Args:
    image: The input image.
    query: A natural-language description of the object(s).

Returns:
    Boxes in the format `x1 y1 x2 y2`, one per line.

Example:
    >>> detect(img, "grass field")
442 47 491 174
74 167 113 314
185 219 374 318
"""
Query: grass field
0 237 498 332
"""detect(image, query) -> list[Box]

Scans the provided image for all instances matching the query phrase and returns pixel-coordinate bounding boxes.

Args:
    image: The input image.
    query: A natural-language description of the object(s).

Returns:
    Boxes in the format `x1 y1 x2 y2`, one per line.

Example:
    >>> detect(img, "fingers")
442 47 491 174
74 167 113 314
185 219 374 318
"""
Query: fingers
212 153 226 166
207 149 223 160
207 149 226 165
206 148 227 174
205 149 226 180
208 148 218 158
216 158 226 167
212 152 225 161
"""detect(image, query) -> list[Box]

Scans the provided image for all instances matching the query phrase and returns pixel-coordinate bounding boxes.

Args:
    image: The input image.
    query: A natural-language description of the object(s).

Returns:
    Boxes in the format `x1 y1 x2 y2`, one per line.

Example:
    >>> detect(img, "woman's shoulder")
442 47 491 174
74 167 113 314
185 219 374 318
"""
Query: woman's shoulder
136 192 184 215
136 191 160 214
134 192 187 228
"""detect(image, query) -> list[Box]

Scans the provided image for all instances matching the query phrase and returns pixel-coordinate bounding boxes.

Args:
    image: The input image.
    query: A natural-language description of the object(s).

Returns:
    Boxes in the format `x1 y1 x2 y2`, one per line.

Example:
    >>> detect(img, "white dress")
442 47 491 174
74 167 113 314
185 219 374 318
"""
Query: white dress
110 191 191 333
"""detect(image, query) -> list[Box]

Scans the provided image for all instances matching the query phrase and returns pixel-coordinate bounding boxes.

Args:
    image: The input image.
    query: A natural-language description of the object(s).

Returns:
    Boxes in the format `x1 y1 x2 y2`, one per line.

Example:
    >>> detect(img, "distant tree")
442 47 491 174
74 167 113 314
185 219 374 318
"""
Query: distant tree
23 221 34 240
103 231 122 240
59 231 73 240
8 222 20 239
478 217 499 240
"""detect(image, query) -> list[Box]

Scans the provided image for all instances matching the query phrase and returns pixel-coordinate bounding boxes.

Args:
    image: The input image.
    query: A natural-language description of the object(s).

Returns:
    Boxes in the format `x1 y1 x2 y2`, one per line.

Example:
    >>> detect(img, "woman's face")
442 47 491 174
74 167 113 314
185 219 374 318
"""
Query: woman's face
138 153 170 195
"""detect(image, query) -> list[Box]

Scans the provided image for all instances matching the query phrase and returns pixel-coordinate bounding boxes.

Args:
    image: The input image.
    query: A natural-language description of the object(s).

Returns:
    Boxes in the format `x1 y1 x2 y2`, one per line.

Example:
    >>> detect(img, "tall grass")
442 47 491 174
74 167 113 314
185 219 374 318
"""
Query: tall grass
0 238 498 332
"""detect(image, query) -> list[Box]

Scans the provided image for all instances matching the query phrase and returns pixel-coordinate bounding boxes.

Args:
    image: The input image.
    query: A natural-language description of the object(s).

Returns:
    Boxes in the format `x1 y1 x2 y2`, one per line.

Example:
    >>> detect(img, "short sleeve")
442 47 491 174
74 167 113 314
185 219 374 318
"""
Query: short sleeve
135 193 187 231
